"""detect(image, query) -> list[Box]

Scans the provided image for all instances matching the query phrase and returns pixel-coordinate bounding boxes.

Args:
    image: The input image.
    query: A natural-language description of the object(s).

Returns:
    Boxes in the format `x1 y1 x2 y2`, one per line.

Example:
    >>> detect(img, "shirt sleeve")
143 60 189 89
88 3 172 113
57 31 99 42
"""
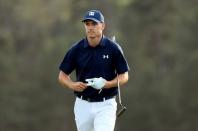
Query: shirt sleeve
59 47 76 75
114 44 130 74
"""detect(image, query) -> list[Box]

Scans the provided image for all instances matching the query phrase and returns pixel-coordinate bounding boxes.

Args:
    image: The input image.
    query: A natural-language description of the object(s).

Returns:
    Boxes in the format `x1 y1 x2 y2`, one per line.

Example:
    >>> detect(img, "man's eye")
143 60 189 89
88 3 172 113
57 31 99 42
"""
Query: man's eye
93 22 98 25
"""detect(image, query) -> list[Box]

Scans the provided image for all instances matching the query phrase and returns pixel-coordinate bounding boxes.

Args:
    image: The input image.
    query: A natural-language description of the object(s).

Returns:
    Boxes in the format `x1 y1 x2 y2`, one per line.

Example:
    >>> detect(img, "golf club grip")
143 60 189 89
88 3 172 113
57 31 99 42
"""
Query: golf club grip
117 107 127 117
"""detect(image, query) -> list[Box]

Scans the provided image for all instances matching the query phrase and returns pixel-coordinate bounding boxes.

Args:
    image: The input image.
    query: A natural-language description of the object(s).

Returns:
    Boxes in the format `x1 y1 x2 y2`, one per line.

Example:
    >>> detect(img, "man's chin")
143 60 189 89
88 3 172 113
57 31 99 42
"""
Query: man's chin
88 36 96 39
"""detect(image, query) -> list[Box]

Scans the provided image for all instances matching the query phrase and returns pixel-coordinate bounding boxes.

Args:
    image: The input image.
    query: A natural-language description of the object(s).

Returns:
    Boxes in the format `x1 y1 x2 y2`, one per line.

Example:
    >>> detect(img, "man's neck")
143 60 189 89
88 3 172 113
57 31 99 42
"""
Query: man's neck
87 35 103 47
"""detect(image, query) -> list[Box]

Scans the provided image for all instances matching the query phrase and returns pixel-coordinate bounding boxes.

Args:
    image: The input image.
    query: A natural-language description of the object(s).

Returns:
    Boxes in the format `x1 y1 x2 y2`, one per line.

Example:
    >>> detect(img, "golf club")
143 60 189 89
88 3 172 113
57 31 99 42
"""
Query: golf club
112 36 127 118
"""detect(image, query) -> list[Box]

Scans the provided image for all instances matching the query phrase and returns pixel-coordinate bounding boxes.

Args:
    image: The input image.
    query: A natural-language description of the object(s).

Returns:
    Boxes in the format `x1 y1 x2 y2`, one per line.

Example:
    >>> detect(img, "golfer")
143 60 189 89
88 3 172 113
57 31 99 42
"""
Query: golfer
58 9 129 131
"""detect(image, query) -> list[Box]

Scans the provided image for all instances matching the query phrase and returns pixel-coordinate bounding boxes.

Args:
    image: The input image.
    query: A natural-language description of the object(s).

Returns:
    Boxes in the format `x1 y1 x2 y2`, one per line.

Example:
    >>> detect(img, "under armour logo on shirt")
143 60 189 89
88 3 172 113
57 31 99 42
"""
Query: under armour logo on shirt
103 55 109 59
89 12 95 16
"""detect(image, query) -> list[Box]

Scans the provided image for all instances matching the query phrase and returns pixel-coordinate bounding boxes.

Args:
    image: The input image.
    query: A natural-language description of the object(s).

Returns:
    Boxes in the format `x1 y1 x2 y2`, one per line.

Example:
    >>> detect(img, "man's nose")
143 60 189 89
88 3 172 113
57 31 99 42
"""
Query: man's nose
88 25 94 29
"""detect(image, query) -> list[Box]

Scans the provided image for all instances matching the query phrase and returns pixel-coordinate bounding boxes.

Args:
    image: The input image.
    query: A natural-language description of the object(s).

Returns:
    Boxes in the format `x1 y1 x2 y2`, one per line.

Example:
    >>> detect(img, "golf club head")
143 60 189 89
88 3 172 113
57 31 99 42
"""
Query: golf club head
117 105 127 118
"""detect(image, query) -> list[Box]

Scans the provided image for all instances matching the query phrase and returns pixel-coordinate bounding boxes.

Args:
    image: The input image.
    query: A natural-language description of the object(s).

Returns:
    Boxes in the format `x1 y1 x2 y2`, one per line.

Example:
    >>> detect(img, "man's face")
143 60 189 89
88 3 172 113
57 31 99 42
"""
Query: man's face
84 20 105 39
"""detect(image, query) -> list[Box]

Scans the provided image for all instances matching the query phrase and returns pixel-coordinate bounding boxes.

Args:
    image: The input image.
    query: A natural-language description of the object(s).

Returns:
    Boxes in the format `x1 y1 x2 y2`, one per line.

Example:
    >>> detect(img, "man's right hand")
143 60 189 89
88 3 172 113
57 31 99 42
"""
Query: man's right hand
70 82 87 92
58 71 87 92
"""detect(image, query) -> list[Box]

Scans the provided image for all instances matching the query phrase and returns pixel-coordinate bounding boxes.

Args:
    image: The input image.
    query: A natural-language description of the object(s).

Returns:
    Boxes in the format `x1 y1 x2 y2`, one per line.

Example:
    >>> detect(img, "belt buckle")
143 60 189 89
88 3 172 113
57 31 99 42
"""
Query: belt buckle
87 98 91 102
103 97 106 101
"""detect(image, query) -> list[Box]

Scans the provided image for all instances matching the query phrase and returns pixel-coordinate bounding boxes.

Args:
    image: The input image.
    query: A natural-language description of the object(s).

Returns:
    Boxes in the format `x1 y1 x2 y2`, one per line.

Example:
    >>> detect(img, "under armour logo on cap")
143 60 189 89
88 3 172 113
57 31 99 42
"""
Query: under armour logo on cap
82 10 104 23
89 11 95 16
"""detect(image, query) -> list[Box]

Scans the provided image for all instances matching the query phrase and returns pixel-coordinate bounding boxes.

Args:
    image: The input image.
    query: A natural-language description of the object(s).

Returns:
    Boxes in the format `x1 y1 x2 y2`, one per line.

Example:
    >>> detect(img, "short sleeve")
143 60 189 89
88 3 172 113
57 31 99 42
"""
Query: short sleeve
59 47 76 75
114 44 130 74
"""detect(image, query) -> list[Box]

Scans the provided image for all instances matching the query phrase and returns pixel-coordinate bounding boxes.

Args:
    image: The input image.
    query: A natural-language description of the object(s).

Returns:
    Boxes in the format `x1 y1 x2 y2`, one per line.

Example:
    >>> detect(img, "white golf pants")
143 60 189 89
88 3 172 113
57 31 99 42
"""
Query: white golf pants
74 97 117 131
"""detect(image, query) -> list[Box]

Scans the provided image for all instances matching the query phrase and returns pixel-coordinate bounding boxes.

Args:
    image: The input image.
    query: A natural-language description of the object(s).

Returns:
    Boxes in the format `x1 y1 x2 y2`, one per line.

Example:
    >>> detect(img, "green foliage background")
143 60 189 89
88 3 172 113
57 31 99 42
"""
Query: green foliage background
0 0 198 131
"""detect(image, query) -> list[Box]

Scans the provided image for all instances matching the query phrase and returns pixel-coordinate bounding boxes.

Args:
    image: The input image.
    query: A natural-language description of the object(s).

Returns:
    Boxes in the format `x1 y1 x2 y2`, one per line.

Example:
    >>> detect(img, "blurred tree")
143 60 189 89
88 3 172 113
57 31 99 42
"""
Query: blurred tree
0 0 198 131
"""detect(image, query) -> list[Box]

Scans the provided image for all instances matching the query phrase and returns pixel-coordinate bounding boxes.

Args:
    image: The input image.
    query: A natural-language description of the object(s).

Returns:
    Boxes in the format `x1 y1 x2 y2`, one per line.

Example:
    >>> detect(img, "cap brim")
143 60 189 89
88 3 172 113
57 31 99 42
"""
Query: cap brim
82 18 101 23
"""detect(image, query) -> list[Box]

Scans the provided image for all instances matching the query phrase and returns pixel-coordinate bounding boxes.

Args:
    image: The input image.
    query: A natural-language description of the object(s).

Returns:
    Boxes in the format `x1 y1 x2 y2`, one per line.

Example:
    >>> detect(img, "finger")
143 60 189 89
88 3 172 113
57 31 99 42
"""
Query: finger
79 82 87 86
76 86 84 92
79 83 87 89
74 86 82 92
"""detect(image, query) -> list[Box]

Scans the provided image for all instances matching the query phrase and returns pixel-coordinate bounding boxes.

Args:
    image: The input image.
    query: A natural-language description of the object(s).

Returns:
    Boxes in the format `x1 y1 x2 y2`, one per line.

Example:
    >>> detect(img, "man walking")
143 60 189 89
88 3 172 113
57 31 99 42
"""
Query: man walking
58 9 129 131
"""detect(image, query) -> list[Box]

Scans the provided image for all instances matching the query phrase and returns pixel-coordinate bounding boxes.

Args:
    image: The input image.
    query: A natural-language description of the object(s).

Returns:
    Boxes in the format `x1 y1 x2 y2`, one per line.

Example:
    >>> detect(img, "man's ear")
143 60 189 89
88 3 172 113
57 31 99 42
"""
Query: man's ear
102 23 105 30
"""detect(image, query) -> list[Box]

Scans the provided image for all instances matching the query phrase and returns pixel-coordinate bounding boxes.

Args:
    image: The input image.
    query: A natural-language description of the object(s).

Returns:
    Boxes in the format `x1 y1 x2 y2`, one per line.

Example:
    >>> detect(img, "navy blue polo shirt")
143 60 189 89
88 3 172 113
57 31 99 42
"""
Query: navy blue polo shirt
59 36 129 99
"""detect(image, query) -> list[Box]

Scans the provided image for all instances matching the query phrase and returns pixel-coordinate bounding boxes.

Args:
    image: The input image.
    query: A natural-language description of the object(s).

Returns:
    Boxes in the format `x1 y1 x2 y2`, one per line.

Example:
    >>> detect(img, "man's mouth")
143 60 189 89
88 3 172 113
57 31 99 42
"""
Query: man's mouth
88 31 95 34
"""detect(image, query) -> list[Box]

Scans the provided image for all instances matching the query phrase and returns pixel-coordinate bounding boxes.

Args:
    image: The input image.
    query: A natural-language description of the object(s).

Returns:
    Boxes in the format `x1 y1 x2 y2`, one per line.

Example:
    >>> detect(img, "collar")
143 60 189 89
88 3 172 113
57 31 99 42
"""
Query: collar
83 35 106 48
